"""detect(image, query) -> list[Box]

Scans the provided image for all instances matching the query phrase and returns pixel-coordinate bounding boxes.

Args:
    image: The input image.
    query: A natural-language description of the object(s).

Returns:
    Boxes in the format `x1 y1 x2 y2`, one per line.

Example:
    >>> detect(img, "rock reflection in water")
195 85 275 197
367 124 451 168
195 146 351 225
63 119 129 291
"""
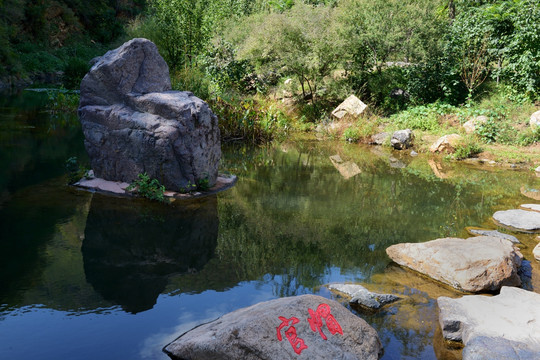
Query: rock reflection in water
82 194 218 313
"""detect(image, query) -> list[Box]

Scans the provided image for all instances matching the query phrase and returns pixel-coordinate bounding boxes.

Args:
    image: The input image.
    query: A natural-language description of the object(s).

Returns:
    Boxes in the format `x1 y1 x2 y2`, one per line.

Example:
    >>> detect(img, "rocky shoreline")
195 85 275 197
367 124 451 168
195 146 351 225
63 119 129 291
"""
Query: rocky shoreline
161 200 540 359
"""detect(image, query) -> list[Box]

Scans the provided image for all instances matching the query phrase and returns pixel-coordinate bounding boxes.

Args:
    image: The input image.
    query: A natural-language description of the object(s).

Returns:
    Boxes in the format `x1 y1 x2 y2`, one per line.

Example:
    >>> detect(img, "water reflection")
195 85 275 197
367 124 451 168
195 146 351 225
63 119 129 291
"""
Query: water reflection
82 194 219 313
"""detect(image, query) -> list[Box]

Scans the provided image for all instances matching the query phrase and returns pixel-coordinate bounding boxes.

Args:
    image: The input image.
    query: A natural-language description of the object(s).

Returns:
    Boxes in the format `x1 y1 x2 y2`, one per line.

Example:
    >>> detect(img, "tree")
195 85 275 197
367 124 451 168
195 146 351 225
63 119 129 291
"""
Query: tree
230 3 344 102
145 0 212 69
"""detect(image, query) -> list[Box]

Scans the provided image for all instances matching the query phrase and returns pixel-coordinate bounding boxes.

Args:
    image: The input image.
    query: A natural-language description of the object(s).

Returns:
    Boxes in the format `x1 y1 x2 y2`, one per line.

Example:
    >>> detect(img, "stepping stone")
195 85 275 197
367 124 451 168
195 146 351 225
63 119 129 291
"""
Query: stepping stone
521 204 540 212
386 236 522 292
327 283 400 309
493 209 540 232
466 227 519 244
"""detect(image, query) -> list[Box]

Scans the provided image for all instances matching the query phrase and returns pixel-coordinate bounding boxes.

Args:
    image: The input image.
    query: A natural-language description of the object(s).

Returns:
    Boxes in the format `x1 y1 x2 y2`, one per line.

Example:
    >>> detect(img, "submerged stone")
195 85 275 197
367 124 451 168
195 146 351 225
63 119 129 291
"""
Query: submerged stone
466 227 519 244
329 155 361 179
163 294 382 360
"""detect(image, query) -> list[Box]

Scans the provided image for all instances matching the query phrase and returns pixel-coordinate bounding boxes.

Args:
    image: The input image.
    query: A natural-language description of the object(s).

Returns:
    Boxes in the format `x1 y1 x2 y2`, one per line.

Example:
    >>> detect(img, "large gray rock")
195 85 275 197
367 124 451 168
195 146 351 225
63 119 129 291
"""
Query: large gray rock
164 294 382 360
390 129 413 150
79 38 220 191
386 236 522 292
438 287 540 359
327 283 400 310
493 209 540 232
80 38 171 107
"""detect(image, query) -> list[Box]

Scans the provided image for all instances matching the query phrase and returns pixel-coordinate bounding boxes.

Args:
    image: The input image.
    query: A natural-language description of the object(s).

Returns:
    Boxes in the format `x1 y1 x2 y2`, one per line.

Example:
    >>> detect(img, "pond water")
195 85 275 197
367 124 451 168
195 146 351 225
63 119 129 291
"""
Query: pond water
1 91 539 360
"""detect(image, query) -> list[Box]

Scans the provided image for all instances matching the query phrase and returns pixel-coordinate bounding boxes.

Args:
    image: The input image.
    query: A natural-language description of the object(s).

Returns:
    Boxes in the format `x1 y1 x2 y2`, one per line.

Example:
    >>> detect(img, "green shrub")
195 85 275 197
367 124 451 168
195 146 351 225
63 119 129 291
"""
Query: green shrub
197 177 210 191
389 104 449 131
127 173 167 203
170 66 211 100
65 156 89 184
209 96 290 143
517 128 540 146
453 138 483 160
343 127 360 142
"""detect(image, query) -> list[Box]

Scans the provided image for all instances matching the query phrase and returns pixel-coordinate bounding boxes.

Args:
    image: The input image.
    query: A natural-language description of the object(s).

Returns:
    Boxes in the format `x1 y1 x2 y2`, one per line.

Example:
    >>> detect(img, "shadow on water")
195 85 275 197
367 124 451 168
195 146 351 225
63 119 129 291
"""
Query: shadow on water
82 194 219 314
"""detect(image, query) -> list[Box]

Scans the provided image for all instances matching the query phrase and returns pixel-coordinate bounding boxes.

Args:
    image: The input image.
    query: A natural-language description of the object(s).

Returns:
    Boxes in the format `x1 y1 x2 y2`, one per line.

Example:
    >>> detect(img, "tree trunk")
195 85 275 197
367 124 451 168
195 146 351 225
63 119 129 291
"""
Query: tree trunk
449 0 456 21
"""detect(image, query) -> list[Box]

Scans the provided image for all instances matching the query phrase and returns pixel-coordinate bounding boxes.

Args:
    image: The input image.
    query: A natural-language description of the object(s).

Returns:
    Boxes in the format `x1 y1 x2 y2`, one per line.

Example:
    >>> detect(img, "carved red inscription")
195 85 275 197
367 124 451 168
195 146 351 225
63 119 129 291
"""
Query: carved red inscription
276 316 308 355
307 304 343 340
276 303 343 354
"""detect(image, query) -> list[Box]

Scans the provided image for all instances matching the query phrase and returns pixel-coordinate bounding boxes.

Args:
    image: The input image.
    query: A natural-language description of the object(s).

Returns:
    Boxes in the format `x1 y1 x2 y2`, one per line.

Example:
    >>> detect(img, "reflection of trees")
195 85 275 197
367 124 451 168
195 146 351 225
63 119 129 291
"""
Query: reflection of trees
82 194 218 313
0 180 91 306
0 92 86 199
212 141 533 301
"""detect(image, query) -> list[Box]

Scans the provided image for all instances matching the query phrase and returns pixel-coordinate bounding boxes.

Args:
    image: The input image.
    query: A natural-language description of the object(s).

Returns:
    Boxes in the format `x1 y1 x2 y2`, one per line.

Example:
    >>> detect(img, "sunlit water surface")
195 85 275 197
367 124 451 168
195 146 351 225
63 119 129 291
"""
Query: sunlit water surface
1 91 539 359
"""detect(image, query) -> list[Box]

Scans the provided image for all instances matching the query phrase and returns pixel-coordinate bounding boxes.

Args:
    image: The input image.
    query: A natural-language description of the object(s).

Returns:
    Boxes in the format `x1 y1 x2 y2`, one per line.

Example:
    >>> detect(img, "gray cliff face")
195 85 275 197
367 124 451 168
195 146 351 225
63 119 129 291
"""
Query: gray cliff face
78 38 220 191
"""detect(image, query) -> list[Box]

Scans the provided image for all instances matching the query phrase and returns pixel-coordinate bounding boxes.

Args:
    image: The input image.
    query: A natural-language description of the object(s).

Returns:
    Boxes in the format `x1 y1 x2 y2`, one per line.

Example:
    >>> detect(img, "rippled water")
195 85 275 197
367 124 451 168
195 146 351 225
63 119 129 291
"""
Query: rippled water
1 91 539 359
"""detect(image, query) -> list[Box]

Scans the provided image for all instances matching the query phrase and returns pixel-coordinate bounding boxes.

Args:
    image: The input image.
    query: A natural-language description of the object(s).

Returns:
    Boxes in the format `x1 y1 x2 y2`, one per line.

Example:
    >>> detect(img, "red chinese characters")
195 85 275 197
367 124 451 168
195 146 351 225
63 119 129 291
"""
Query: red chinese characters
276 303 343 354
307 304 343 340
276 316 308 355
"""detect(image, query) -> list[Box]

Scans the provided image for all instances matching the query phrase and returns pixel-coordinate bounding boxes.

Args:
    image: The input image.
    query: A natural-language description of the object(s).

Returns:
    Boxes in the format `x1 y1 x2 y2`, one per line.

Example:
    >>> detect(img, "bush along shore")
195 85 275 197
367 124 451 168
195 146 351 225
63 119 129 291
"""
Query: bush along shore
3 1 539 168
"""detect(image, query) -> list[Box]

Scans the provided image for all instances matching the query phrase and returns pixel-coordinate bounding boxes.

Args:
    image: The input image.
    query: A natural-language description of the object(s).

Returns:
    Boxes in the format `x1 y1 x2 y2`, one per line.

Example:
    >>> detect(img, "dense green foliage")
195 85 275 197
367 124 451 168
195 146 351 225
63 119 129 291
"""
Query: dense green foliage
0 0 144 86
2 0 538 148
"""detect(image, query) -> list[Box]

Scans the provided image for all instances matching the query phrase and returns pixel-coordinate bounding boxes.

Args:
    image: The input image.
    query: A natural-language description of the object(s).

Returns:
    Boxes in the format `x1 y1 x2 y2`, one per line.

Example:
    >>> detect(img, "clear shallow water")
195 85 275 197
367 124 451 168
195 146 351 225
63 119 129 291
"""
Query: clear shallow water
1 92 539 359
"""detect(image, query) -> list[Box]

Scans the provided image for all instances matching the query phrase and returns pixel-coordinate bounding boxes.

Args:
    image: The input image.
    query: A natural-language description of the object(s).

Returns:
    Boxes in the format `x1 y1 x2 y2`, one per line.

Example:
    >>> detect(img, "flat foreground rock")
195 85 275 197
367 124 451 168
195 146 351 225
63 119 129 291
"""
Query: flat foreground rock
327 283 400 310
386 236 522 292
493 209 540 232
164 294 382 360
438 287 540 359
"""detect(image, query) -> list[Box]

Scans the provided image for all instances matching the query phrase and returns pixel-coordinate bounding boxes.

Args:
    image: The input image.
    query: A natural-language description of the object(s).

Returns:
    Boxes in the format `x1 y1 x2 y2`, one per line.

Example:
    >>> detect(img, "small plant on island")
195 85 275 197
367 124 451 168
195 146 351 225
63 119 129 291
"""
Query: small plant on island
127 173 167 203
178 176 211 193
197 177 210 191
65 156 90 185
